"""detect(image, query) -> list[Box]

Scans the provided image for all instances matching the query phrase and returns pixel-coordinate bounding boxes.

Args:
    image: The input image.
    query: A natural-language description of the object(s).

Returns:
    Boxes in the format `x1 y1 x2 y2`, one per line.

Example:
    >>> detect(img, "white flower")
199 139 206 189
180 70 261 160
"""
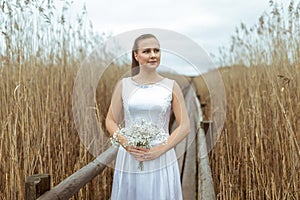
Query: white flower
110 119 168 170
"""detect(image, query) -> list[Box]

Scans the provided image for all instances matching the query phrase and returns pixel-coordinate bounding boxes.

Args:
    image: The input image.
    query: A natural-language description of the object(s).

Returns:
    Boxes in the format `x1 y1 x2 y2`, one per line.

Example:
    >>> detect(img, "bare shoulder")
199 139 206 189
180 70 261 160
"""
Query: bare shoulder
115 78 123 89
171 80 182 94
111 78 123 97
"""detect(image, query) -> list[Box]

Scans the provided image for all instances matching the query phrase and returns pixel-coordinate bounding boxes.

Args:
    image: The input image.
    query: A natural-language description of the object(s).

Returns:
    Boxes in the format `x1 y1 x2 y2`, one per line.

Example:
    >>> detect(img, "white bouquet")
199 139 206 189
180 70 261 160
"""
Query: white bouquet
110 119 168 170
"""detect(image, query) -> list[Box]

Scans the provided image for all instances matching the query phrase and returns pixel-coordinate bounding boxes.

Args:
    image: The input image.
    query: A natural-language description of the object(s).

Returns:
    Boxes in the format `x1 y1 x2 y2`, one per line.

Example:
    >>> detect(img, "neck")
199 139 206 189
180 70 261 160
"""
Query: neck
134 67 162 83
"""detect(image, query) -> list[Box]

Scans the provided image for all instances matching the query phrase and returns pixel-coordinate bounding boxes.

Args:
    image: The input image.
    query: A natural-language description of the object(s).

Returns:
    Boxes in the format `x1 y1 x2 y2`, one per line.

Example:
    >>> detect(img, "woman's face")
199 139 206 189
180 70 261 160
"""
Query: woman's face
134 37 161 69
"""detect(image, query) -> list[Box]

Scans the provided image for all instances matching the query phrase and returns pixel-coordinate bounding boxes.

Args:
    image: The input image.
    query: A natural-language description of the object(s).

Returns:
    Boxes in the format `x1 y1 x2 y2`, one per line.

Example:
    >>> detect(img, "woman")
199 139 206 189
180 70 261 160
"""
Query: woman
105 34 190 200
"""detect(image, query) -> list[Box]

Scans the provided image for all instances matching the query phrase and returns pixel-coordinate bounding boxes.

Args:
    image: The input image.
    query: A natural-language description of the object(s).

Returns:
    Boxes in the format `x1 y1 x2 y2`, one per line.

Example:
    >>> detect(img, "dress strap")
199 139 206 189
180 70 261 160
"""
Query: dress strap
121 77 135 125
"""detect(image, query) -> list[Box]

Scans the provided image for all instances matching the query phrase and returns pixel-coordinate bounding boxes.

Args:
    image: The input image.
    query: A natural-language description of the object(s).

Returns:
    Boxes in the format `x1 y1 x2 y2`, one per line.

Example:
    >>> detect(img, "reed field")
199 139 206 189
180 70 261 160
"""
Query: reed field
0 1 116 199
1 0 300 199
194 1 300 199
195 63 300 199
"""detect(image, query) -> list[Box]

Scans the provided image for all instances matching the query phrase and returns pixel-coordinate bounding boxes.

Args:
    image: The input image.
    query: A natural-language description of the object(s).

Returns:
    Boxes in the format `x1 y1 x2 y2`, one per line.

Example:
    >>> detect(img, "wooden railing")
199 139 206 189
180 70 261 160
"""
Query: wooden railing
26 147 117 200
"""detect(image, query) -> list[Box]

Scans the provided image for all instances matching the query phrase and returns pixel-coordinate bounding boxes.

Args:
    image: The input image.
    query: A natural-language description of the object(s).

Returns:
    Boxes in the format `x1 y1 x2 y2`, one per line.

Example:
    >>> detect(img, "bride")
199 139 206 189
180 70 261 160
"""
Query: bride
105 33 190 200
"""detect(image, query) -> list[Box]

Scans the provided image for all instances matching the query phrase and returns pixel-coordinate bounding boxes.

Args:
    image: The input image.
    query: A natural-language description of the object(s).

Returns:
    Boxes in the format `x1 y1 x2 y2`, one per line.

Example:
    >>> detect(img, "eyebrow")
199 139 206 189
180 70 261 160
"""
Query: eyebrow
140 47 160 50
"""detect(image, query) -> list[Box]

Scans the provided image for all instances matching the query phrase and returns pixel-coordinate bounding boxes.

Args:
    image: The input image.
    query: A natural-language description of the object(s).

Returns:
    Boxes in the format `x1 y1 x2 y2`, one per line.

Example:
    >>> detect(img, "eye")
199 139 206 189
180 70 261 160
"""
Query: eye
154 49 160 53
143 49 150 53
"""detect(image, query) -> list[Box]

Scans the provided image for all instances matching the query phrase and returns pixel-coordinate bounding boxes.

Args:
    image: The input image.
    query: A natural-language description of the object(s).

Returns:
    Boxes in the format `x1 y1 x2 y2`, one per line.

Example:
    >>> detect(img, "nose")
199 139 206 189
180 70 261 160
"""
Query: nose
150 50 156 58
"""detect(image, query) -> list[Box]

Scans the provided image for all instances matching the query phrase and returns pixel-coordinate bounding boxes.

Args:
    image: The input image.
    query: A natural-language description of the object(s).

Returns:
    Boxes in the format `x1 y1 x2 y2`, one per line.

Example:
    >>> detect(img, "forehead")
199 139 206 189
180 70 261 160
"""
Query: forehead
137 38 160 49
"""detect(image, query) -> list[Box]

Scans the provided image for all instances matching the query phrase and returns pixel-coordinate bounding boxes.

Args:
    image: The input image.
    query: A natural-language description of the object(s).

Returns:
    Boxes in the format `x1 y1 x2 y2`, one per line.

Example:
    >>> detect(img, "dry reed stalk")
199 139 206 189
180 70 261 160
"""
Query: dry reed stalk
0 0 117 199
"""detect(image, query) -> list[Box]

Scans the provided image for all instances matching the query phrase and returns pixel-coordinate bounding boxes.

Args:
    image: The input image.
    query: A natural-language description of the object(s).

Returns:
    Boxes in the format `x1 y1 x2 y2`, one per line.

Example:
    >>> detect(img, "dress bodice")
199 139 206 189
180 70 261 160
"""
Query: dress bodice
122 77 174 133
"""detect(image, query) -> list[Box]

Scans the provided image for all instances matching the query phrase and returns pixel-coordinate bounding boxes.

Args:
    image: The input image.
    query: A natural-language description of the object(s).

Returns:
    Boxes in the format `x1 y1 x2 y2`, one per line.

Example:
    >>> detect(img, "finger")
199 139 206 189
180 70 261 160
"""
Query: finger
129 149 147 154
145 152 159 160
135 147 149 152
133 154 147 161
135 157 145 162
126 146 141 153
128 149 143 155
132 147 150 153
129 151 144 158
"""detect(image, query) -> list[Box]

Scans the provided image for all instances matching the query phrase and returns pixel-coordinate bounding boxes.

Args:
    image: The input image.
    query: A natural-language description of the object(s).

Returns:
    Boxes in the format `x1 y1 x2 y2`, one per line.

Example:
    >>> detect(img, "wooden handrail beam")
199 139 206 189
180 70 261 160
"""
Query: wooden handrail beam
37 146 117 200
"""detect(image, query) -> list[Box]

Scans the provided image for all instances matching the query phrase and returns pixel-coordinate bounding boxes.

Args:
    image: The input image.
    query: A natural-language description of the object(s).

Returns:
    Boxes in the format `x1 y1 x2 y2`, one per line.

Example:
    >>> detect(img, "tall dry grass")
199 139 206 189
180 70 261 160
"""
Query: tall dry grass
204 64 300 199
194 1 300 199
0 1 122 199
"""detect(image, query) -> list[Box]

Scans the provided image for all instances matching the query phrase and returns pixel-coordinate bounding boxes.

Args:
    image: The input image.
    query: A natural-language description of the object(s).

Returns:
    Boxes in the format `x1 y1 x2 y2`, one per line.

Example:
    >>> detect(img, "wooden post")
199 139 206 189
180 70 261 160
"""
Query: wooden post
200 121 213 135
25 174 50 200
200 121 214 151
200 102 206 108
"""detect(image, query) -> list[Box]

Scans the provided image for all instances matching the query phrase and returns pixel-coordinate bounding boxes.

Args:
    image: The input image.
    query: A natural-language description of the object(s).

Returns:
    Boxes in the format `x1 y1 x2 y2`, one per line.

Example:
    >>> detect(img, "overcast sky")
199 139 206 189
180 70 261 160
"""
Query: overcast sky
66 0 288 75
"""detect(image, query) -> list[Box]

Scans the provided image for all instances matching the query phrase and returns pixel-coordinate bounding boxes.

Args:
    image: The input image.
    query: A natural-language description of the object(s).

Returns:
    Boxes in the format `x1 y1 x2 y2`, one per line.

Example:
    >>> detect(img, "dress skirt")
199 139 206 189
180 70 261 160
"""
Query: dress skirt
111 146 183 200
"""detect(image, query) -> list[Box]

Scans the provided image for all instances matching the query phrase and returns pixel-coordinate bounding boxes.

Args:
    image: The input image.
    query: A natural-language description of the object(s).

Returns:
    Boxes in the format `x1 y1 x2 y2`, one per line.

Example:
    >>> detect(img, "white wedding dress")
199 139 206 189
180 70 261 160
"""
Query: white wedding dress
111 77 183 200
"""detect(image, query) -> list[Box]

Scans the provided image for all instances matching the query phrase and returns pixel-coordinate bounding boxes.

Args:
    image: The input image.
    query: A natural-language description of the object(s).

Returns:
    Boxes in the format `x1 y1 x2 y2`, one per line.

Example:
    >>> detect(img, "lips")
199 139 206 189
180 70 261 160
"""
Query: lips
148 60 157 64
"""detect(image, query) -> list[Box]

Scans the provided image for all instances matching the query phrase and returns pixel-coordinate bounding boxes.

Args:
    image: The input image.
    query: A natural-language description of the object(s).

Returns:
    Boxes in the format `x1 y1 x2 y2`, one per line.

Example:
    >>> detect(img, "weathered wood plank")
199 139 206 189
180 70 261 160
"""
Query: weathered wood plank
38 146 117 200
182 134 197 200
182 81 215 200
175 80 196 176
197 128 216 200
181 82 199 200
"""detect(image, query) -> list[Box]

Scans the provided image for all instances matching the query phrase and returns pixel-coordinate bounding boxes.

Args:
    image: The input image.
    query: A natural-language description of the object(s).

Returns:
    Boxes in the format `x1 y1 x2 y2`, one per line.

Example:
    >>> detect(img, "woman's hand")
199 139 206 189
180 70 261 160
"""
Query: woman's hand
126 146 149 161
138 144 167 161
116 134 150 161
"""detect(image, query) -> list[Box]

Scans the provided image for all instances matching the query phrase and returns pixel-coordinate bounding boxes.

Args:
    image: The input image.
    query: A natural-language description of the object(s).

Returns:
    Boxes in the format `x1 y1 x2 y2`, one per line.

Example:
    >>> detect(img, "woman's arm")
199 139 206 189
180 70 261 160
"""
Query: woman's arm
105 80 123 136
164 81 191 150
143 81 191 160
105 79 147 159
105 80 129 148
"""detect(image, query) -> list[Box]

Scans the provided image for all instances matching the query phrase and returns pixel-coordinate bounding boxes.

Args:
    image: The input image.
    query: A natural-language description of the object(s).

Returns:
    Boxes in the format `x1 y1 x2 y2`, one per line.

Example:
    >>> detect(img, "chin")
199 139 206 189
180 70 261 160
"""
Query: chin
147 63 159 68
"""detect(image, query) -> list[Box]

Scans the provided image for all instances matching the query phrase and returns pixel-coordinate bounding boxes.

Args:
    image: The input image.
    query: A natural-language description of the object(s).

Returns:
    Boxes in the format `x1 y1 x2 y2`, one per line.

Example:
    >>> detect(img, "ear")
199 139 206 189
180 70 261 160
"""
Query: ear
134 51 138 62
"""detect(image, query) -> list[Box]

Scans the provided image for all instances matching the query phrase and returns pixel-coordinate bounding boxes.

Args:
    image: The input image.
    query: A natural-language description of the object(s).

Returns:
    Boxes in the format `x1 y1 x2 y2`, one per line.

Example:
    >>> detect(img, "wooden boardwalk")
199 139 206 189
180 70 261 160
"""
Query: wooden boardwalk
26 79 216 200
175 81 215 200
